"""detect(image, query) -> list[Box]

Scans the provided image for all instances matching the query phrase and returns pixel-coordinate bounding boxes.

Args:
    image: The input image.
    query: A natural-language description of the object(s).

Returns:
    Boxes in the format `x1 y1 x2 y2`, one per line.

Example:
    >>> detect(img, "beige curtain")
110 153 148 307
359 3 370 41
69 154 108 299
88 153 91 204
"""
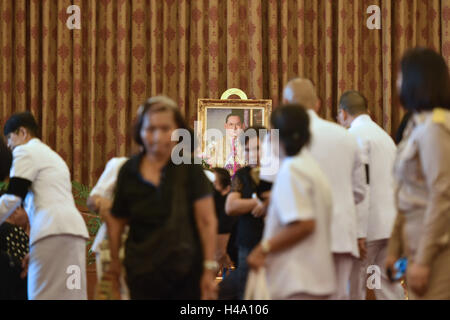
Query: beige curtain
0 0 449 186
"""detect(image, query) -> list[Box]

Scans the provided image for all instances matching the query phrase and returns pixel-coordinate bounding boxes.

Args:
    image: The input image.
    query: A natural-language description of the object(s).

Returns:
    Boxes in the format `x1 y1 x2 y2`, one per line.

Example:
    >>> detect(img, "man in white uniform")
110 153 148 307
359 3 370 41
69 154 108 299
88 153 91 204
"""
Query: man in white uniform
0 112 89 300
282 78 366 299
337 91 405 300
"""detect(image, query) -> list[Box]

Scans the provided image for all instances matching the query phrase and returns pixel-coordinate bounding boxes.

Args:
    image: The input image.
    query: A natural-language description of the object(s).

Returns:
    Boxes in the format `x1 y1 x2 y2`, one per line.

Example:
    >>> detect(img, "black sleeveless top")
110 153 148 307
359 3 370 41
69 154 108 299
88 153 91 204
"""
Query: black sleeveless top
231 166 265 250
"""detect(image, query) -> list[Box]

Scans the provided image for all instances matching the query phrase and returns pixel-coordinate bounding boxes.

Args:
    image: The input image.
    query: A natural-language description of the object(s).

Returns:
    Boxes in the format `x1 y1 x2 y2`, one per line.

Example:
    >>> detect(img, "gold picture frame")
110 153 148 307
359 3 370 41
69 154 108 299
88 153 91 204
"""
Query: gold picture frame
196 95 272 169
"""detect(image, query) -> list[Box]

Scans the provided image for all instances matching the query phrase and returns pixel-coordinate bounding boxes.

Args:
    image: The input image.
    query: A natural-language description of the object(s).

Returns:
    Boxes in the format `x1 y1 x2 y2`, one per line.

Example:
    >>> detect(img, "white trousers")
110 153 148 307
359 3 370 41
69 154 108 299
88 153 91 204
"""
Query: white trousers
329 253 354 300
349 239 405 300
28 234 87 300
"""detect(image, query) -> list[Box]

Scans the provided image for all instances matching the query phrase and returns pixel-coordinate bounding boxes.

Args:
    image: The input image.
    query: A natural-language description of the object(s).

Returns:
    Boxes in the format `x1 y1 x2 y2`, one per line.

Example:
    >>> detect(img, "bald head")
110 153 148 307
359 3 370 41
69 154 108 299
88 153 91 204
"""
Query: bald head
282 78 319 111
339 91 368 116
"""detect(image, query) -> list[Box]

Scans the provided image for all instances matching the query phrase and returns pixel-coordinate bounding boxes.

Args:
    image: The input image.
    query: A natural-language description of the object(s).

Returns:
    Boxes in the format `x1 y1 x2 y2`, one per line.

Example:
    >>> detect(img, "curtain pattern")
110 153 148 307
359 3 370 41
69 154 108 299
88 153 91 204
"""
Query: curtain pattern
0 0 449 186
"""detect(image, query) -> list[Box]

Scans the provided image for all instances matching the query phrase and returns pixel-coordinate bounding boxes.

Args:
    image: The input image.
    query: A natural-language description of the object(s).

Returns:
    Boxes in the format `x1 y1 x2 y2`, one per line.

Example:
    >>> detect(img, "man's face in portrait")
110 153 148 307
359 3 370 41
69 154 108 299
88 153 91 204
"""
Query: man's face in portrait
225 114 244 138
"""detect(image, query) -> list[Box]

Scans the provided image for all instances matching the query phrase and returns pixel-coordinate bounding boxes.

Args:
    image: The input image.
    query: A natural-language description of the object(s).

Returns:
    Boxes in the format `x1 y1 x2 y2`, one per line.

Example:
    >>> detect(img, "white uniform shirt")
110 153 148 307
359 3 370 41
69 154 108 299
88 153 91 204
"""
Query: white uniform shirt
9 138 89 246
89 157 128 253
90 157 128 200
307 110 365 257
348 115 397 241
263 150 336 298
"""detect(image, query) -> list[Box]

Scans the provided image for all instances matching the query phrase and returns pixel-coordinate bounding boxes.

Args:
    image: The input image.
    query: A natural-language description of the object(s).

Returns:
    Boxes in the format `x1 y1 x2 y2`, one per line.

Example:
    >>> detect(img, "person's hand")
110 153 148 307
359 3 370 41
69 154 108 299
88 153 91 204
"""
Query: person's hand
259 191 271 203
385 255 398 282
200 270 218 300
218 253 233 271
247 244 266 270
20 253 29 279
251 200 267 218
10 207 29 231
97 198 112 221
407 262 430 297
357 238 367 260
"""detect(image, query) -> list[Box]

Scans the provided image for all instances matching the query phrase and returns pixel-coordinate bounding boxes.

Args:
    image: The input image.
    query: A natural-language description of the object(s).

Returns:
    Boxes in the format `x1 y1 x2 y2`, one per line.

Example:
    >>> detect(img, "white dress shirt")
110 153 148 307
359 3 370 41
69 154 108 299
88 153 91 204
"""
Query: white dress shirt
348 114 397 241
89 157 128 253
307 110 365 257
90 157 128 200
0 138 89 246
263 149 336 298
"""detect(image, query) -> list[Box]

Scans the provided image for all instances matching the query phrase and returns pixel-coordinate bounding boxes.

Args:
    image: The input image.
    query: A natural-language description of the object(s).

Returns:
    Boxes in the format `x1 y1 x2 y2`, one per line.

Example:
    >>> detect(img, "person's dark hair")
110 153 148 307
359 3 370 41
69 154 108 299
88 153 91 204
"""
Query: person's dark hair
395 111 413 144
339 90 368 116
271 104 311 156
212 167 231 189
225 111 244 124
3 112 39 137
133 96 188 149
0 137 12 181
399 47 450 112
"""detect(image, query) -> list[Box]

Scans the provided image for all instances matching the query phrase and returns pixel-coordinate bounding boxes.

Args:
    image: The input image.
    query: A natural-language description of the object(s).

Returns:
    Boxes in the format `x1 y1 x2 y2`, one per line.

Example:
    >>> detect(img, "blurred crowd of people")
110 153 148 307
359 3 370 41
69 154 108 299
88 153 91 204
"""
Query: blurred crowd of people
0 47 449 300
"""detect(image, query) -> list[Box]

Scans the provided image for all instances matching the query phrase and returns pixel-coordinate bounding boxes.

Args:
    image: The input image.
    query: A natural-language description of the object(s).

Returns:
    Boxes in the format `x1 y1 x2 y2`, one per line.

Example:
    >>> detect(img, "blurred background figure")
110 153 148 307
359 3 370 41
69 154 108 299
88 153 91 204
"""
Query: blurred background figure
247 104 336 300
211 167 237 272
87 156 129 300
386 48 450 300
0 136 28 300
106 96 218 300
0 112 89 300
283 79 366 300
225 126 268 300
337 90 404 300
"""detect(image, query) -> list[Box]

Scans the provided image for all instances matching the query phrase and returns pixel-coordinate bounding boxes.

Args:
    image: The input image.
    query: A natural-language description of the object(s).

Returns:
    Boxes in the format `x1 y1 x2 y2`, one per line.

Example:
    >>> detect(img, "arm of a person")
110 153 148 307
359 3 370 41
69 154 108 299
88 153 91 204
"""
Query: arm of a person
216 233 230 258
87 195 105 213
350 137 367 205
248 166 317 269
353 136 370 239
414 123 450 266
194 196 218 264
264 171 316 252
0 194 22 224
88 158 124 213
105 163 130 277
225 192 258 216
105 214 128 275
264 219 315 253
1 147 35 224
87 195 112 220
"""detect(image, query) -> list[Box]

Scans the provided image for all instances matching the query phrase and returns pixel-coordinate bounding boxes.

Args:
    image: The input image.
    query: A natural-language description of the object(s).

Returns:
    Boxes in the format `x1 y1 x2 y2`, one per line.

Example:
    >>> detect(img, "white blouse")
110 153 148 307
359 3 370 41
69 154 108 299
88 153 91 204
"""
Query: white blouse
263 150 336 298
0 138 89 246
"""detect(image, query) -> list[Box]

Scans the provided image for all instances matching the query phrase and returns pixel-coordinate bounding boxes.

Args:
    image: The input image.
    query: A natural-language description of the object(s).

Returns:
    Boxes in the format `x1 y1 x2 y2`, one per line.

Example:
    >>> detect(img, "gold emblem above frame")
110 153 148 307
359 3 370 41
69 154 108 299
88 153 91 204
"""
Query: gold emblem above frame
197 89 272 168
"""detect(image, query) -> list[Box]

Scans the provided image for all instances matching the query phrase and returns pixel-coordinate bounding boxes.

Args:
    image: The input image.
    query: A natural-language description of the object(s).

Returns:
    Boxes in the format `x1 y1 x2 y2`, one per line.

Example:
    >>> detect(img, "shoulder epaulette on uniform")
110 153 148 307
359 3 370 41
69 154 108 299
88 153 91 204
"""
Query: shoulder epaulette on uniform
432 108 447 124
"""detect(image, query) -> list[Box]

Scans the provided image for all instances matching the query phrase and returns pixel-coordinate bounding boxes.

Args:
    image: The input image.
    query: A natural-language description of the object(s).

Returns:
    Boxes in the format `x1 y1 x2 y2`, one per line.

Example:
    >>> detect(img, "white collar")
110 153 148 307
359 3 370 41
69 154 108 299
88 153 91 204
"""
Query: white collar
307 109 319 119
350 114 371 128
20 137 40 147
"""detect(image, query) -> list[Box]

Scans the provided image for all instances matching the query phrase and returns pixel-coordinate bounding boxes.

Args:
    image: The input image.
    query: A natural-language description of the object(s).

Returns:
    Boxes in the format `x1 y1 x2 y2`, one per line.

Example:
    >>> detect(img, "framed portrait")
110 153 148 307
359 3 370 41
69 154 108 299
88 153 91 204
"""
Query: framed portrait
197 98 272 172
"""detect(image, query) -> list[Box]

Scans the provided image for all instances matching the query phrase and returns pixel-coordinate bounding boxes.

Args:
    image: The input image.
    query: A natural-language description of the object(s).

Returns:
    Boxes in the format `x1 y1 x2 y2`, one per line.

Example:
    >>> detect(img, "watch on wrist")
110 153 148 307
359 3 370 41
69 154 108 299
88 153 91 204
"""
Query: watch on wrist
203 260 219 271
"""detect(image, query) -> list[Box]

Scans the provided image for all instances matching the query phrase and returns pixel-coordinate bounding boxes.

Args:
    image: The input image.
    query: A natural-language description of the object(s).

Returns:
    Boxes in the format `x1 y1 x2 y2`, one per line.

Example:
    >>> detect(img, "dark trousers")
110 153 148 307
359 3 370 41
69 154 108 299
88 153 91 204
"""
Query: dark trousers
218 245 252 300
127 266 202 300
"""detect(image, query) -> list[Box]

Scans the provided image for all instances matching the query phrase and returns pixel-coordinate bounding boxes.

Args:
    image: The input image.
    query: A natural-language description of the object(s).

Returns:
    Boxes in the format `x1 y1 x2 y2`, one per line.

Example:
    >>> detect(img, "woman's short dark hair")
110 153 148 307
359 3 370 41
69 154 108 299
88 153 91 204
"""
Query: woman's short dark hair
3 111 39 137
271 104 311 157
212 167 231 189
0 137 12 181
133 96 188 148
399 47 450 112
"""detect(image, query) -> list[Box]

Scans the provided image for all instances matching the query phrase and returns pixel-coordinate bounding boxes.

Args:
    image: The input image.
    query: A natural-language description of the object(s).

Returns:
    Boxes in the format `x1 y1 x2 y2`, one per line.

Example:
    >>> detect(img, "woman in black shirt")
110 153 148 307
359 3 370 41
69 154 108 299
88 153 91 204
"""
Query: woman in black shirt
105 96 218 300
